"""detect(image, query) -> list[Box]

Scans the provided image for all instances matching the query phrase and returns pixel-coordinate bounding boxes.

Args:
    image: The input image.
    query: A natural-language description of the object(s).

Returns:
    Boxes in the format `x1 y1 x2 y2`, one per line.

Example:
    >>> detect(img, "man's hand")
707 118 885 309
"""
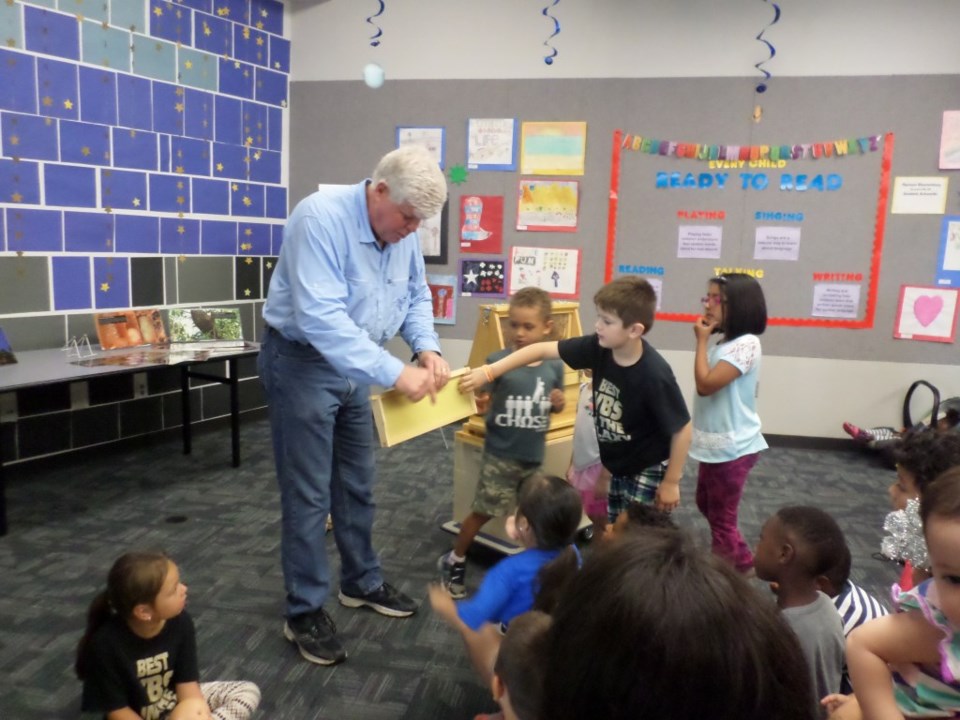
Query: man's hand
417 350 451 389
549 388 565 413
395 365 437 403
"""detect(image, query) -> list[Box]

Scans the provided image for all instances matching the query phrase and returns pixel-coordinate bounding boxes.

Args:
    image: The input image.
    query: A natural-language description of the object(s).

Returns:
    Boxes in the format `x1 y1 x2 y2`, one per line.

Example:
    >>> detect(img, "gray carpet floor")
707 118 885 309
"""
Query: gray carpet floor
0 415 900 719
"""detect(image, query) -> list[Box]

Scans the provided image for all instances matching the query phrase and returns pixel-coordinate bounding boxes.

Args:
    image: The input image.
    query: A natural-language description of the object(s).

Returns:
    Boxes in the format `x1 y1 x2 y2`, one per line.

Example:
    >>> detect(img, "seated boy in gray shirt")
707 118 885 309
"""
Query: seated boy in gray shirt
755 506 845 716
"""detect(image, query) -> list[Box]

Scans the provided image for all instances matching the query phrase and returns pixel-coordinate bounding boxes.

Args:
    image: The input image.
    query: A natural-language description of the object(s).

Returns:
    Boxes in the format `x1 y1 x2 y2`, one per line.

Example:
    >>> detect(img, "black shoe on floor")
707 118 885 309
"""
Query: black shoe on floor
338 582 417 617
283 609 346 666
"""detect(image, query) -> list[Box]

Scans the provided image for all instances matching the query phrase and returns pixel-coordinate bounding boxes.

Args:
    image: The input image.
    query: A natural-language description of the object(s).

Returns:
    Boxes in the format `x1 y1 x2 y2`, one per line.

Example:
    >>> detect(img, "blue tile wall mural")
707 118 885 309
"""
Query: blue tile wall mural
0 0 287 461
0 0 287 320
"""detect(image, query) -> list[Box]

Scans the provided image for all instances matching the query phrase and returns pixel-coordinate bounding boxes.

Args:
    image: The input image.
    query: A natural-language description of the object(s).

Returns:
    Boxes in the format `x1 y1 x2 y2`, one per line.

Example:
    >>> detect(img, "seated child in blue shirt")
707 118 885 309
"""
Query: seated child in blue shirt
429 475 582 686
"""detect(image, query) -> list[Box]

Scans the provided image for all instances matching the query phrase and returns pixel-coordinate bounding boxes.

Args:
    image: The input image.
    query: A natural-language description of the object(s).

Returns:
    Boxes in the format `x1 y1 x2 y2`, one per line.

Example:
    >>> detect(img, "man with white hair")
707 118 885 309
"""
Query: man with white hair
259 146 450 665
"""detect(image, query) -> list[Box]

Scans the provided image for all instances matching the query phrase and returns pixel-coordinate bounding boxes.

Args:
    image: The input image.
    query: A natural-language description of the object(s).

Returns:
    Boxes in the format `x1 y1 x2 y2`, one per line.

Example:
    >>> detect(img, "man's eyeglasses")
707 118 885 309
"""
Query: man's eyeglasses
701 295 724 306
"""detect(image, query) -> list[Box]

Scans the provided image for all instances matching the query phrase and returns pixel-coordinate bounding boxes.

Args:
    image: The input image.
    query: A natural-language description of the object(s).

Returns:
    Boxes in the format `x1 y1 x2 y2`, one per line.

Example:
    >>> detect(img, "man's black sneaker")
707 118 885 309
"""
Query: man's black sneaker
338 582 417 617
437 552 467 599
283 609 346 666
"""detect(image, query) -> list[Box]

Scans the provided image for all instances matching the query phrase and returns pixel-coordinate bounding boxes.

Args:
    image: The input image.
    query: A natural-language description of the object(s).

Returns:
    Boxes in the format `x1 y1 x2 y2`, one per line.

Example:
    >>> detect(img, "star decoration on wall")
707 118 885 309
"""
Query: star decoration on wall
177 225 185 234
80 146 91 156
448 164 469 185
41 96 52 107
244 257 253 265
216 162 224 172
10 191 22 202
240 242 252 251
244 288 252 297
100 282 110 292
266 261 273 269
242 196 252 207
244 228 253 236
132 198 141 207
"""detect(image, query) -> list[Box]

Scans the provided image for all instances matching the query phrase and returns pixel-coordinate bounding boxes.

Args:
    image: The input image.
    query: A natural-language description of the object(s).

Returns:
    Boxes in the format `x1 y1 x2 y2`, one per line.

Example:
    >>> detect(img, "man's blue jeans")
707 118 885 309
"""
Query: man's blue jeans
258 329 383 617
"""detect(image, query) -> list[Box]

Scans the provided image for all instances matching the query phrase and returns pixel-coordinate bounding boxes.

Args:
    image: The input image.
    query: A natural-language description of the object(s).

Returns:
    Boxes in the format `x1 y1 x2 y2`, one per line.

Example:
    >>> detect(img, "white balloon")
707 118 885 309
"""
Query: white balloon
363 63 385 89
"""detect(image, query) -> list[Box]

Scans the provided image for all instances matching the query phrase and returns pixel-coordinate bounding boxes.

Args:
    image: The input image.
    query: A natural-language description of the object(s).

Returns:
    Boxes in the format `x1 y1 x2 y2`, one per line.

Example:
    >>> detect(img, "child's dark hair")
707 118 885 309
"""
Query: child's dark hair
75 551 170 679
818 534 852 597
893 429 960 493
516 475 582 614
920 466 960 527
509 286 553 324
775 506 846 579
625 501 677 530
712 273 767 340
594 276 656 333
493 610 552 720
540 531 814 720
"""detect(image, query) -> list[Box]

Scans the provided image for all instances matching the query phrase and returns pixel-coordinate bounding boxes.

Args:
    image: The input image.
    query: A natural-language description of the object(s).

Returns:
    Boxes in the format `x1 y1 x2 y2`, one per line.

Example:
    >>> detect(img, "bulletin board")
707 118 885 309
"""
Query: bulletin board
289 74 960 364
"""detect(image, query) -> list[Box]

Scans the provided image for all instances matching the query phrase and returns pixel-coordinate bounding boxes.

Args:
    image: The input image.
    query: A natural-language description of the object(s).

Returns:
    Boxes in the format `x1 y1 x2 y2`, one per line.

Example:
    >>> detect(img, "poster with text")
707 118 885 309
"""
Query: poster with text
467 118 517 171
520 121 587 176
426 274 457 325
396 126 445 169
460 195 503 254
508 246 581 299
459 258 506 298
677 225 722 259
891 177 949 214
811 284 861 319
754 226 801 261
936 216 960 287
516 180 579 232
894 285 959 343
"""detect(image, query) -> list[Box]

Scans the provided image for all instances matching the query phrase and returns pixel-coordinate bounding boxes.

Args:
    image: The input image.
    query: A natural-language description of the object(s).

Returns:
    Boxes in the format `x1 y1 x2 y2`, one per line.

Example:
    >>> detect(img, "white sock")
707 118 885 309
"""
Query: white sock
448 551 466 564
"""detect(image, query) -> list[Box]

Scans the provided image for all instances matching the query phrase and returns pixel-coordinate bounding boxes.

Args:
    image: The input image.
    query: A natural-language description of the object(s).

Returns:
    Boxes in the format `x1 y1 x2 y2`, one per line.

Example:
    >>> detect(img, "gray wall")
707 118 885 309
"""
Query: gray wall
290 75 960 364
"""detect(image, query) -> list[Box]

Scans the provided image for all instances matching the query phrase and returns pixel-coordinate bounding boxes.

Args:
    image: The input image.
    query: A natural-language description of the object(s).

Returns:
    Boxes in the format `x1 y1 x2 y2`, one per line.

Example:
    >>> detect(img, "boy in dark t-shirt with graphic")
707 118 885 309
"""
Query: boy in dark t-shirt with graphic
439 288 566 599
460 277 691 521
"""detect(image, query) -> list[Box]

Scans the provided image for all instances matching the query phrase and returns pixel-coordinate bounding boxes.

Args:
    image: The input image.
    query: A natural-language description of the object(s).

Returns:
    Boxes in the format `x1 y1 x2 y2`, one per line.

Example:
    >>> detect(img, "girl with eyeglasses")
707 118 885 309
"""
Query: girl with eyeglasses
690 273 768 574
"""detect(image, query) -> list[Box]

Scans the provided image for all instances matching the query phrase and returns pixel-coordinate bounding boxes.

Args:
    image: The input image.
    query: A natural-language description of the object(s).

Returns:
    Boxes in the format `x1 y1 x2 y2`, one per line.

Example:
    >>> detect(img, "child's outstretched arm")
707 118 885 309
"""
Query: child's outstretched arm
846 611 943 720
459 341 561 395
427 584 501 688
656 421 691 511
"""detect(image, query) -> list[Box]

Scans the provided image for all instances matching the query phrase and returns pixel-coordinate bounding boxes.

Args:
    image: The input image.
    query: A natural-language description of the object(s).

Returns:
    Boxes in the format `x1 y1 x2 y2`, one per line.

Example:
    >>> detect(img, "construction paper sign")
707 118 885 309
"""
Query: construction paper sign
460 195 503 254
891 177 949 214
754 226 801 261
894 285 959 343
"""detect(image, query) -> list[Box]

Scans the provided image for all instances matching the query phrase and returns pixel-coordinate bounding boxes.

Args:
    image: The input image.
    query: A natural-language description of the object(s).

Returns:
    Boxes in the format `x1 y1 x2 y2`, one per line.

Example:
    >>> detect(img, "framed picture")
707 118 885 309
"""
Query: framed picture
420 201 449 265
460 258 506 298
397 126 446 169
427 273 457 325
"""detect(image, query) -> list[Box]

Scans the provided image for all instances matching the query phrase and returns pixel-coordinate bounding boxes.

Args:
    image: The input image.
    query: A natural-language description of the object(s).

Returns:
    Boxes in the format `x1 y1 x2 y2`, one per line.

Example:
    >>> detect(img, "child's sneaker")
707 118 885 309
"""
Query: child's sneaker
437 551 467 599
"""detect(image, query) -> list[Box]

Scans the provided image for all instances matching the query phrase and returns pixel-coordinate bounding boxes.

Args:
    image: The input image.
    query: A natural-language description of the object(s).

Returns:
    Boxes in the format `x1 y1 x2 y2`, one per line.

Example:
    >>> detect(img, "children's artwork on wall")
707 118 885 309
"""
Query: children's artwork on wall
508 246 581 299
516 179 579 232
936 216 960 287
460 195 503 254
420 201 449 265
460 258 506 298
0 327 17 365
397 126 446 169
520 121 587 176
894 285 959 343
427 274 457 325
940 111 960 170
467 118 518 170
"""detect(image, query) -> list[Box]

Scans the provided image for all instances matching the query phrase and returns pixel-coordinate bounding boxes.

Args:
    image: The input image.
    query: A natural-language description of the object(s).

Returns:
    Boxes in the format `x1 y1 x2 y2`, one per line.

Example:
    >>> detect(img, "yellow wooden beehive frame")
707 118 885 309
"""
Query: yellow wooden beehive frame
371 367 478 448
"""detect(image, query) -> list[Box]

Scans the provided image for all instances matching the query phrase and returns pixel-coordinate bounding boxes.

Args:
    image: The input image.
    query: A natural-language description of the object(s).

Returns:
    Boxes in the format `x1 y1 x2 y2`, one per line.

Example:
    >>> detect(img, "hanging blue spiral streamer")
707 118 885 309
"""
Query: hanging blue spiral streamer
754 1 780 93
542 0 561 66
367 0 385 47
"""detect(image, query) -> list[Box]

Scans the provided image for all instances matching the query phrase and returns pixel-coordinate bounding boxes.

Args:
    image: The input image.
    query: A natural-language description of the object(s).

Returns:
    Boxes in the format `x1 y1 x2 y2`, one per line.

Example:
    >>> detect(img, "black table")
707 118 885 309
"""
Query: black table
0 342 260 536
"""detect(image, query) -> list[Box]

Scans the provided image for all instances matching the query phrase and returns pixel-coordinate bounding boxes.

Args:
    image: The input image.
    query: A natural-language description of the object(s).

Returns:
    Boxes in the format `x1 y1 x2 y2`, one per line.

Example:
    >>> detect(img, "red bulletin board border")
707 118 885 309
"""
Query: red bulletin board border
605 129 895 329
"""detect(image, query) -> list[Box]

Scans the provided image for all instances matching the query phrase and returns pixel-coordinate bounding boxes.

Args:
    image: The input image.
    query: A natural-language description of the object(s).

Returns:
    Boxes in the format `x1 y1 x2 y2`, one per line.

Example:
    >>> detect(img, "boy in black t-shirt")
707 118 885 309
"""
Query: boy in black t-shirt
460 277 691 520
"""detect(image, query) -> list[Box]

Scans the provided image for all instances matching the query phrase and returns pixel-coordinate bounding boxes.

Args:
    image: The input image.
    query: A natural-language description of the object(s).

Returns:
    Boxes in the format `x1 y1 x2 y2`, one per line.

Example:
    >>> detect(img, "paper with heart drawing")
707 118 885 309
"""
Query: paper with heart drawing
894 285 960 343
